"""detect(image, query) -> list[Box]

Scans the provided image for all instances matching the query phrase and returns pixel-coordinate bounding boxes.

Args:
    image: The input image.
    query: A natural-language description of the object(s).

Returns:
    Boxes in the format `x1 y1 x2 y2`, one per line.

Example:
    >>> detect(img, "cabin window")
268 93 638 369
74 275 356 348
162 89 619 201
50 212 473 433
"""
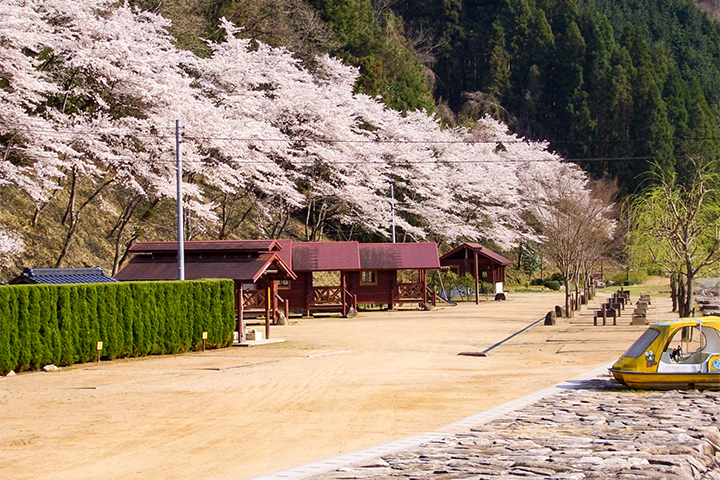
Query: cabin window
622 328 661 358
449 265 460 275
278 279 291 290
360 270 377 286
661 325 707 363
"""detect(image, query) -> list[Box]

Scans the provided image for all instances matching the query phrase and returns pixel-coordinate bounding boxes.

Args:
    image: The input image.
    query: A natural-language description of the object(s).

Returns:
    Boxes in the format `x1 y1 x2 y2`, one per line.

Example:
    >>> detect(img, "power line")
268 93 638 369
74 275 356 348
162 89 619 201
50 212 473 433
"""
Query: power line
6 125 720 146
5 144 719 165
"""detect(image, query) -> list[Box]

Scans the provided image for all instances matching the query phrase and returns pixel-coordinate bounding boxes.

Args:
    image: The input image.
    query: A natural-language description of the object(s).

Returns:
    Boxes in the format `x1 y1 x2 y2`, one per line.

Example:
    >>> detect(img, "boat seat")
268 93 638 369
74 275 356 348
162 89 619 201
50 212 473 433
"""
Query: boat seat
680 351 711 364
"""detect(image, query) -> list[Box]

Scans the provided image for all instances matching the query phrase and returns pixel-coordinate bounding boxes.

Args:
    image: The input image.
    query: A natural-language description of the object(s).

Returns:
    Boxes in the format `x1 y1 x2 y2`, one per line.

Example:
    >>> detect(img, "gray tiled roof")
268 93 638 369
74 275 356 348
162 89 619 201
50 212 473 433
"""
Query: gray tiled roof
10 267 118 285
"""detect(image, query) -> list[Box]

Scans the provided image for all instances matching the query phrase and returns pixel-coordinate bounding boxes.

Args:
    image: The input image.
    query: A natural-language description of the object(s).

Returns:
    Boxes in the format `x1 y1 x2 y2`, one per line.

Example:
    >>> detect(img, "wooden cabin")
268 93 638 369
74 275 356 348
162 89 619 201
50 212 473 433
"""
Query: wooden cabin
279 242 441 314
284 242 361 317
114 240 296 339
115 239 442 336
439 243 512 303
349 243 440 309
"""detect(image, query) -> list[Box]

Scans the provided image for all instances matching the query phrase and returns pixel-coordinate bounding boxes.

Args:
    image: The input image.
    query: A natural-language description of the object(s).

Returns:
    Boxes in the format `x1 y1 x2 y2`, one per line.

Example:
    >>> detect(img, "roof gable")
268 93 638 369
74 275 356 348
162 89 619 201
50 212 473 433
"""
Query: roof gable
439 243 513 266
115 251 295 283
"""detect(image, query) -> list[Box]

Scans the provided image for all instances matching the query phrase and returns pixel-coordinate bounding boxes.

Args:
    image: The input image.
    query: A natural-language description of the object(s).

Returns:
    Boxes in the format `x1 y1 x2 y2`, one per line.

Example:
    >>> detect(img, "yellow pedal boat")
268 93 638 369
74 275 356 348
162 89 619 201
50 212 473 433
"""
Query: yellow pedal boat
610 316 720 389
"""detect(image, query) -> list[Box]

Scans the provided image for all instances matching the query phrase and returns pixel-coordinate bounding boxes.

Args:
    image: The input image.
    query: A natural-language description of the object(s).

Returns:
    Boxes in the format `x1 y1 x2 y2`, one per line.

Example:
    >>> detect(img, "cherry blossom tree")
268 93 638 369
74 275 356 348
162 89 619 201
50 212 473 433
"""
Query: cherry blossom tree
523 162 616 316
0 0 602 277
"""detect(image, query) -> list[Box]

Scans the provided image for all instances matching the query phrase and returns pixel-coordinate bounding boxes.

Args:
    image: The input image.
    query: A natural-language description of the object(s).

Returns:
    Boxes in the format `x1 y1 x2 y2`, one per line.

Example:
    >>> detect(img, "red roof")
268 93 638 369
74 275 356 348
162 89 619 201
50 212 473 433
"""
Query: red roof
129 240 281 254
115 252 295 283
359 243 440 270
292 242 361 272
439 243 513 266
117 240 441 280
275 239 293 271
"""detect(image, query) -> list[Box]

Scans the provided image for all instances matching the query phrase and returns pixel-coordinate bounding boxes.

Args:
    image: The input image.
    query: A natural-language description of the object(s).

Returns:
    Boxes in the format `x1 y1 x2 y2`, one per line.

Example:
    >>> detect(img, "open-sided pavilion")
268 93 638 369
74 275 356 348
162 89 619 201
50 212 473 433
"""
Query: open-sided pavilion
439 242 513 304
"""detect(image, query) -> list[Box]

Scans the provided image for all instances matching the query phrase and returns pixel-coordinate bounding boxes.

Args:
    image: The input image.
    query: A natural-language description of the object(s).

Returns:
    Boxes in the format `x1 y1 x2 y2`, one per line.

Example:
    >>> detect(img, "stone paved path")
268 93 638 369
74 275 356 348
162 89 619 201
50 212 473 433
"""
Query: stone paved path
307 375 720 480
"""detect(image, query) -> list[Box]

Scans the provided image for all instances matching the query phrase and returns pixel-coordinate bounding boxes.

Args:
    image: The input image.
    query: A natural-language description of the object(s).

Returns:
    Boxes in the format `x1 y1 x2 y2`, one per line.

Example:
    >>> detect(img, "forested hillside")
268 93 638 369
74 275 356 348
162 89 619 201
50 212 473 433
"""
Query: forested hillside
392 0 720 193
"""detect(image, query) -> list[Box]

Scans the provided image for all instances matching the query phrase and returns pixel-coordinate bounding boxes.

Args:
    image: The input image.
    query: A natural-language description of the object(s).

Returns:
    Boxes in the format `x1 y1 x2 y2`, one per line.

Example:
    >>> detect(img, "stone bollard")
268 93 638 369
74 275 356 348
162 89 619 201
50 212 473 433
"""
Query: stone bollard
632 312 647 325
494 293 506 301
545 311 556 325
555 305 563 318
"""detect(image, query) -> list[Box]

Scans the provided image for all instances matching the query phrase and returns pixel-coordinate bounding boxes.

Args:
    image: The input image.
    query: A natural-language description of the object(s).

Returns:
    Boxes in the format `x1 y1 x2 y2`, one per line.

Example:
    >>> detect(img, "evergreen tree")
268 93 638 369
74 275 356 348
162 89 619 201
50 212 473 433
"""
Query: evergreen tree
486 20 511 101
632 66 675 179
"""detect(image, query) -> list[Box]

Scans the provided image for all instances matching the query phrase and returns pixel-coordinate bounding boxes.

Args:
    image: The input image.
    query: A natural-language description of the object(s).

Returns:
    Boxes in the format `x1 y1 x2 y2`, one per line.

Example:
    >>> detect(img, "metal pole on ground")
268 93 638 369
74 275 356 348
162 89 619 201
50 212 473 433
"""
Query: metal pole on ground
176 119 185 281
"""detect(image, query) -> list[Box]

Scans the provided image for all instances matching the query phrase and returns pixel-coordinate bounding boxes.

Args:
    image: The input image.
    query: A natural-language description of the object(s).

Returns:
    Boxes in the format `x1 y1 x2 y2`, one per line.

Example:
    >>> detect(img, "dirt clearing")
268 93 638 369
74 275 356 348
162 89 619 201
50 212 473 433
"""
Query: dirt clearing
0 292 674 480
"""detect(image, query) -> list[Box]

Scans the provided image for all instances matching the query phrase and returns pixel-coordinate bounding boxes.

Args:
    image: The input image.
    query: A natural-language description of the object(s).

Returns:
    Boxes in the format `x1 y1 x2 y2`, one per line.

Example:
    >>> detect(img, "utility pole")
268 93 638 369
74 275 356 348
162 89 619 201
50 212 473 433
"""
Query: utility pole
176 120 185 280
391 183 396 243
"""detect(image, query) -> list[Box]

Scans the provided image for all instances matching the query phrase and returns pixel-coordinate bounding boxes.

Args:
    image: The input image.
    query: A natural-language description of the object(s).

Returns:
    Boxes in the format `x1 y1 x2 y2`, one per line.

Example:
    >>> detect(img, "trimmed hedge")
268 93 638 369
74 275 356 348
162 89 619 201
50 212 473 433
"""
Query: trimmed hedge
0 279 235 375
543 280 562 291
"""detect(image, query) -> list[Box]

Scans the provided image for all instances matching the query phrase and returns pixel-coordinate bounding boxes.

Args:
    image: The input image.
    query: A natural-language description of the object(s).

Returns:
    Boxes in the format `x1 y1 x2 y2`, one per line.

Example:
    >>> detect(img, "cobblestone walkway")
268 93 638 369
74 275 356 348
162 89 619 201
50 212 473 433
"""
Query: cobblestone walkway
307 375 720 480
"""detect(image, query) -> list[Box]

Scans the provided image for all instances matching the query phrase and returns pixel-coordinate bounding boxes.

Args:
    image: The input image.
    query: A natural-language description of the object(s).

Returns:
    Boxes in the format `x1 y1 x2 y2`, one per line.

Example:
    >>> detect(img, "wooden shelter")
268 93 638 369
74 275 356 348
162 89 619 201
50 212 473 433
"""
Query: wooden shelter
439 243 512 304
350 243 440 309
283 242 361 317
114 240 295 340
115 239 442 337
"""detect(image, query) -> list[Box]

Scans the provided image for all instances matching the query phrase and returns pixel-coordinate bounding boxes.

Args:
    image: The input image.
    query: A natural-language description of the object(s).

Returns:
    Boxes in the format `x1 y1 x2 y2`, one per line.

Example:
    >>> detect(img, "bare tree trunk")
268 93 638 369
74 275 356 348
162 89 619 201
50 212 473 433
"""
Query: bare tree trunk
684 258 694 317
564 279 571 317
678 276 687 317
55 175 114 268
670 272 678 312
109 196 141 275
61 166 78 226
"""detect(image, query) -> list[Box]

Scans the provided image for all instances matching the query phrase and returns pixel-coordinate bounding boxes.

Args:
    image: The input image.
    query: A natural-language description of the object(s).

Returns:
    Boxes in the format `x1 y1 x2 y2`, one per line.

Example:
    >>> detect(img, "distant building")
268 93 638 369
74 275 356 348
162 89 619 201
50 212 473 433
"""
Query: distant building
9 267 119 285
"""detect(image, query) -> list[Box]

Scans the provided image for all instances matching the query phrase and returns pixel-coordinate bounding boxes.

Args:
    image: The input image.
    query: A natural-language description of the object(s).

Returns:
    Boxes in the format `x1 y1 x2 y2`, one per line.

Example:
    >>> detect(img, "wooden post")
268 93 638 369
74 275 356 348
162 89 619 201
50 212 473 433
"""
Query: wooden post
238 286 246 343
265 284 271 340
420 269 427 308
271 279 278 326
305 273 311 317
474 250 480 305
341 271 348 317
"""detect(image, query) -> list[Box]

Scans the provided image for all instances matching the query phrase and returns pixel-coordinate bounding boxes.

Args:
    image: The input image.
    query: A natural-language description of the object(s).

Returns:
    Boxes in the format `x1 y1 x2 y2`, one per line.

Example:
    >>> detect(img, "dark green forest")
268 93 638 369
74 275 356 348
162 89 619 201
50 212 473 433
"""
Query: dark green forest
135 0 720 194
391 0 720 193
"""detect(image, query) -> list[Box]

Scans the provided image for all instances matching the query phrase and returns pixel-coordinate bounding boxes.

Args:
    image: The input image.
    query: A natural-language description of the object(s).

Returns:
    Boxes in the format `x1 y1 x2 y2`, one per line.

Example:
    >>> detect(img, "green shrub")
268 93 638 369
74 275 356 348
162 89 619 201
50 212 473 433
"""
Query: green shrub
0 279 234 375
543 280 561 291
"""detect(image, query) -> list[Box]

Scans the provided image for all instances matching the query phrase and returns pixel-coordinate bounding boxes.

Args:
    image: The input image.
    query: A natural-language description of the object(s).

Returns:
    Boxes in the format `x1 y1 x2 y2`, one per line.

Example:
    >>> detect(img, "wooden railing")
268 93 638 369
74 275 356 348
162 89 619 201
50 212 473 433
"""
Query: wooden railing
312 286 343 305
275 292 289 320
345 289 358 310
241 289 289 323
397 282 424 300
242 289 266 310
